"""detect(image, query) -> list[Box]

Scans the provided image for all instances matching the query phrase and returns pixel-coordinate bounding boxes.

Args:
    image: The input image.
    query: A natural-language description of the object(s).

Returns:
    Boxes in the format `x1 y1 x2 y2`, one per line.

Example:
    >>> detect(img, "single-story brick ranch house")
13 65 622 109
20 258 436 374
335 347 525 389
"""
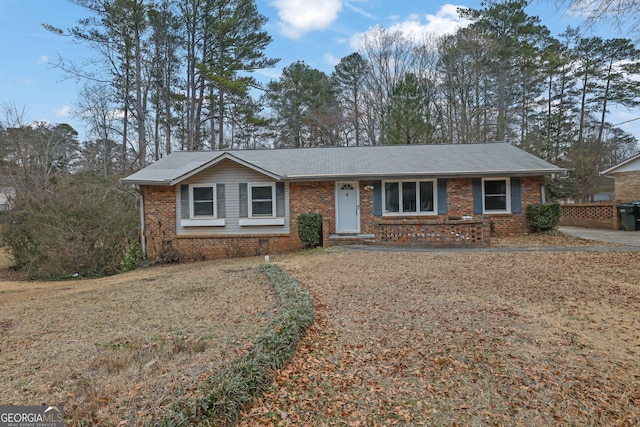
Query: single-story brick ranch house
121 143 564 260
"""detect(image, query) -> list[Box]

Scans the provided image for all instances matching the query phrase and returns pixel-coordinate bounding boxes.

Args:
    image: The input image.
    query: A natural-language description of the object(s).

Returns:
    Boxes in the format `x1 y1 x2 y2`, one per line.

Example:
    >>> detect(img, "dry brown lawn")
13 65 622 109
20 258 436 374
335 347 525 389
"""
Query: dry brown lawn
1 233 639 426
241 244 640 426
0 256 276 426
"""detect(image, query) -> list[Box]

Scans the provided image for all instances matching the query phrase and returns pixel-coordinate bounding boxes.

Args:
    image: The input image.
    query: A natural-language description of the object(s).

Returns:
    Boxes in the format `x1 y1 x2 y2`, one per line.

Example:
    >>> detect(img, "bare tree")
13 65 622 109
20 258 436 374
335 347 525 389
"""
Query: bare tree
559 0 640 39
359 26 416 145
75 82 121 175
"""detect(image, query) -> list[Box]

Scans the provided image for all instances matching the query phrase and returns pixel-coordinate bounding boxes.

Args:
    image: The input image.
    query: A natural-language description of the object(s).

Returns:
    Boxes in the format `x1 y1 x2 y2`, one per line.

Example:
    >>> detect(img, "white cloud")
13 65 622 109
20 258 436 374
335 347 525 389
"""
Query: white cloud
344 1 376 20
324 52 340 66
38 55 49 64
565 0 598 18
420 4 471 36
54 105 72 118
350 4 471 51
17 78 33 85
348 31 364 52
256 67 282 80
272 0 343 39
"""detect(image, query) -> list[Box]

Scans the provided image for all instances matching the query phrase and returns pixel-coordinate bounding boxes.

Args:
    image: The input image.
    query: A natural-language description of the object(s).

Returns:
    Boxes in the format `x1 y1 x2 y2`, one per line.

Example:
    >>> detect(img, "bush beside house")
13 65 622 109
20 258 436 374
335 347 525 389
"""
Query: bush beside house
297 212 323 247
527 202 561 232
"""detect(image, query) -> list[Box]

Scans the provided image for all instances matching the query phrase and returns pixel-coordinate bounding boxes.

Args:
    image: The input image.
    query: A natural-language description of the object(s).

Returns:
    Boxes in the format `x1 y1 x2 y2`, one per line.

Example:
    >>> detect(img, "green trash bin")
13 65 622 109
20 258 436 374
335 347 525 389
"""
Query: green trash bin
618 202 640 231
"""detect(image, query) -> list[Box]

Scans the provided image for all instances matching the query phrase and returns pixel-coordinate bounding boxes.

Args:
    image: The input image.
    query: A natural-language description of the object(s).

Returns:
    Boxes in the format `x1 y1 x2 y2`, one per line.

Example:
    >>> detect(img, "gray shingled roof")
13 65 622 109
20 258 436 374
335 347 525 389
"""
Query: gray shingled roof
121 143 564 186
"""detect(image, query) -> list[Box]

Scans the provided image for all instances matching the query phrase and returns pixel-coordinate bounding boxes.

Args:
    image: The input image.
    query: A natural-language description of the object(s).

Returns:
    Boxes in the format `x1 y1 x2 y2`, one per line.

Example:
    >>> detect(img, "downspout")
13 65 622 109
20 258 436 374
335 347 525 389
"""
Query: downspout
136 185 147 259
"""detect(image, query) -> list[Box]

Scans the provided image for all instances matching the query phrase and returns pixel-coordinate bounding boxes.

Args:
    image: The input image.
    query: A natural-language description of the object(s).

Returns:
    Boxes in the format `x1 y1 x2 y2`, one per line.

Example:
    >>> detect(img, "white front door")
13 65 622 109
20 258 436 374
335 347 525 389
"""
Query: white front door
336 182 360 233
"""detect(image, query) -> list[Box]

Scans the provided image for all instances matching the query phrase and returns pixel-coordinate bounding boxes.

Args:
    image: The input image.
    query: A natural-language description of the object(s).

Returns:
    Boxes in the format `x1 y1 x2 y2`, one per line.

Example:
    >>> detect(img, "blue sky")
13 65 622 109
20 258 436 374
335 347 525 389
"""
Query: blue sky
1 0 638 140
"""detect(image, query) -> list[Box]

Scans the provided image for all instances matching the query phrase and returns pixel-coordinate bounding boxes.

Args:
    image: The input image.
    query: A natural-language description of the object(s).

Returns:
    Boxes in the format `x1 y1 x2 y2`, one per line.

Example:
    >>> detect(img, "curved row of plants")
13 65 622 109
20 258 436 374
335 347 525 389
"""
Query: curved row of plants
156 263 315 426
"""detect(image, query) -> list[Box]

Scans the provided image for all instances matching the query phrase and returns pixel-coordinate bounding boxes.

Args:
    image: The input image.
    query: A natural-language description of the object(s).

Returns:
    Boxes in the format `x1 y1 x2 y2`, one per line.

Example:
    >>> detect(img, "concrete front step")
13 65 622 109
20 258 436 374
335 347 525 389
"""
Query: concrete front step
328 234 375 246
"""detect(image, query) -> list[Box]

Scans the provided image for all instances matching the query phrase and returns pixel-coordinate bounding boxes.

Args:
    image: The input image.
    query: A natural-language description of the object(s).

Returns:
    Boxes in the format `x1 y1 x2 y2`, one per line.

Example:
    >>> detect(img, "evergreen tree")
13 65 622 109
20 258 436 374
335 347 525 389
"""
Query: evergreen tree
437 28 494 143
264 61 340 148
332 53 370 146
384 73 437 144
459 0 550 142
148 0 182 159
201 0 278 150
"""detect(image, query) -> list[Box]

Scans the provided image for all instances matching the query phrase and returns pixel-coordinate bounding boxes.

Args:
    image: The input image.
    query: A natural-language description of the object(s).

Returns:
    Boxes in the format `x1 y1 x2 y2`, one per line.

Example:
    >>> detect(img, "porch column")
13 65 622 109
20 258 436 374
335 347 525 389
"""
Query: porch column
322 218 331 248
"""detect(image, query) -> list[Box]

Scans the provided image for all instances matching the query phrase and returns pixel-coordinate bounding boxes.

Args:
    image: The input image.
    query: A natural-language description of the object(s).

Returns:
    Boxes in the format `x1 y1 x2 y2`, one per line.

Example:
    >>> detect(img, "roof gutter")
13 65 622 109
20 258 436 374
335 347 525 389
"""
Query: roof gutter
120 178 173 186
280 169 567 181
122 168 566 186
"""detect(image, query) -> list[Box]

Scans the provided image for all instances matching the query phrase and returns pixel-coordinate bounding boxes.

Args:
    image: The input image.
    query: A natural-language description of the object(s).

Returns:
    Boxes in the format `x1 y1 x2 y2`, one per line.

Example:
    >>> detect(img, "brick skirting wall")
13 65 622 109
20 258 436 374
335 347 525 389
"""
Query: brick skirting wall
560 203 618 230
173 234 297 260
376 218 490 248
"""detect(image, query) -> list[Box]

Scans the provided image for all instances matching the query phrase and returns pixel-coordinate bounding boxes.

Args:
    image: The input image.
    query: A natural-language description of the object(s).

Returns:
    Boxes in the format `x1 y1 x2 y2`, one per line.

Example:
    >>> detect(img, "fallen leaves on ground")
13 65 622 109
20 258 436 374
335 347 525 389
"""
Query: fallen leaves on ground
2 234 638 426
240 249 640 426
491 232 620 247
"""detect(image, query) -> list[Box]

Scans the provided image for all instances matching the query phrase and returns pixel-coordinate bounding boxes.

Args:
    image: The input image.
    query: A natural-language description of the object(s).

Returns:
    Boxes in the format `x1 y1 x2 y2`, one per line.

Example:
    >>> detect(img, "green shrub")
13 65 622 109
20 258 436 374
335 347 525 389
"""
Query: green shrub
121 241 142 272
297 212 322 247
156 264 314 427
526 202 561 232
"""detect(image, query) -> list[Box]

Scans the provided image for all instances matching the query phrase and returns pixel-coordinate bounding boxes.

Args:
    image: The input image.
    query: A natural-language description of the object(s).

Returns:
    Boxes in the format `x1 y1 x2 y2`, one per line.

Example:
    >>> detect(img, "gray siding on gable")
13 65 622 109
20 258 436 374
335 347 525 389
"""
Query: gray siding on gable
175 159 290 236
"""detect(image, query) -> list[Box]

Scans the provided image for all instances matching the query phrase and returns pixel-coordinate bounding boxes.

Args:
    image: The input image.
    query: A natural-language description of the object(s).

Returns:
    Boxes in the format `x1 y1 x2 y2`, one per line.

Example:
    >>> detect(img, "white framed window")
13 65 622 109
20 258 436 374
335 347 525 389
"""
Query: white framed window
191 184 216 218
249 183 275 217
180 183 225 227
239 182 285 226
382 180 436 215
483 178 510 213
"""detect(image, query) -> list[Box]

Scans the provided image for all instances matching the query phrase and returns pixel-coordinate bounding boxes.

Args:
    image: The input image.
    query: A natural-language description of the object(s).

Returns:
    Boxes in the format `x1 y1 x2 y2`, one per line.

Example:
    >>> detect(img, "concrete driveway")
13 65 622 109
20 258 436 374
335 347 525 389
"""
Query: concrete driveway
559 226 640 247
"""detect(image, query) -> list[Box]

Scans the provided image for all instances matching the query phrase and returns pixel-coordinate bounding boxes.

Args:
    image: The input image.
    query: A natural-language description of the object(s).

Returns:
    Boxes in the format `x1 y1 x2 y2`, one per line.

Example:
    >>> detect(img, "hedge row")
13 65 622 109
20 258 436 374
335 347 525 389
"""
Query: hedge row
156 264 315 426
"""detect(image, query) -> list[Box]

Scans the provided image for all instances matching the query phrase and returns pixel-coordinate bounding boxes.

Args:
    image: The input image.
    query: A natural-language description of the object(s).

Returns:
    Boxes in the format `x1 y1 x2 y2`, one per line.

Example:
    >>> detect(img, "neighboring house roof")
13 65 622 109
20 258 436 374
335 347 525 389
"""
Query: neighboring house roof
121 143 565 186
601 152 640 176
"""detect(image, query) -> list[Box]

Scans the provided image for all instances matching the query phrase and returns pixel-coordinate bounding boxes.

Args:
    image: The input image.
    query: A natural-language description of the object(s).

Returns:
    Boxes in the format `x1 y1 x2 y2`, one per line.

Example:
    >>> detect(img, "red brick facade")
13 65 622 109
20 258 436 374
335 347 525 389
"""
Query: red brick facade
560 203 618 230
141 186 303 261
140 176 544 261
613 170 640 202
376 218 489 247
